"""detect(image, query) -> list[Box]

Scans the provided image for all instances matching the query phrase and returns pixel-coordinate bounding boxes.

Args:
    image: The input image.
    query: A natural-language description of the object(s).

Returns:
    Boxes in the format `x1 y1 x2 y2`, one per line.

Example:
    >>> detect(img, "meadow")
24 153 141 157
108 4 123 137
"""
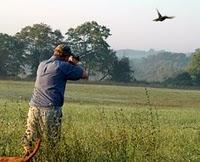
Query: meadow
0 80 200 162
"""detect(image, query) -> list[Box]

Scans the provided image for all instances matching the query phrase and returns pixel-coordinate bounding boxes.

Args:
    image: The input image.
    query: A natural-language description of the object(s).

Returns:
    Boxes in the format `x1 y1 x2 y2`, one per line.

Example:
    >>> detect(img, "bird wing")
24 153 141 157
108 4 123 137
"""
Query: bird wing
153 18 159 21
156 9 162 18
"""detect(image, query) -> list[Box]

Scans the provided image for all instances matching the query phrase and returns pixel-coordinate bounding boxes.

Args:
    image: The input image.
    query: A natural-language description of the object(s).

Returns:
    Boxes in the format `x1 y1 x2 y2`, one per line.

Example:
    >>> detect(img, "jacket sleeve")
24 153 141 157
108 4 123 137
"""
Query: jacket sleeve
60 63 84 80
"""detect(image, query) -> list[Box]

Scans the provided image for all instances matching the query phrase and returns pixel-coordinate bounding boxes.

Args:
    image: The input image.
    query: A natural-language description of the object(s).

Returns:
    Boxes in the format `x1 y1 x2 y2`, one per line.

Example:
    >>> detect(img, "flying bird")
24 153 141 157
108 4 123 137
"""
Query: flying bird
153 9 175 22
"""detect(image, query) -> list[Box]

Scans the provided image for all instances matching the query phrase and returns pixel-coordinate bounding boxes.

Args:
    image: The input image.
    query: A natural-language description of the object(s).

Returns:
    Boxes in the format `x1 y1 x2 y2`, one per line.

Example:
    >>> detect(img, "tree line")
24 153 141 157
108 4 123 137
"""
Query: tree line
167 48 200 86
130 49 200 87
0 22 134 83
0 21 200 86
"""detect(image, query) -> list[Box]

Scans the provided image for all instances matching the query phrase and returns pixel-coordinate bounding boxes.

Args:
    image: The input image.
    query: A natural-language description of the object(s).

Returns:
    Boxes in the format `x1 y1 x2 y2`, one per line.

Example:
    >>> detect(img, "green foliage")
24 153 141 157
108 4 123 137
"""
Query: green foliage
0 22 198 86
98 49 119 81
0 34 24 77
111 57 135 83
132 51 190 82
187 49 200 84
65 21 116 79
15 23 64 76
164 72 193 86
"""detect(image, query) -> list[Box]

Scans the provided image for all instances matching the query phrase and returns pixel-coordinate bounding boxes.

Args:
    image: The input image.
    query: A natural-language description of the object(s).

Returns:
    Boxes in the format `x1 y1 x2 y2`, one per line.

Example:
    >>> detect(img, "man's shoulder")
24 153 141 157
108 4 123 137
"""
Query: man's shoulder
59 61 83 73
57 61 73 69
39 57 64 66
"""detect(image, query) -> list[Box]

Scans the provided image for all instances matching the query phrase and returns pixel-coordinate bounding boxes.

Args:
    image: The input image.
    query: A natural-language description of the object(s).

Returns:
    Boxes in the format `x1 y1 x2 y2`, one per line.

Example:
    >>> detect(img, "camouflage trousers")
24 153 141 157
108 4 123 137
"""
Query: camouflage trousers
22 106 62 157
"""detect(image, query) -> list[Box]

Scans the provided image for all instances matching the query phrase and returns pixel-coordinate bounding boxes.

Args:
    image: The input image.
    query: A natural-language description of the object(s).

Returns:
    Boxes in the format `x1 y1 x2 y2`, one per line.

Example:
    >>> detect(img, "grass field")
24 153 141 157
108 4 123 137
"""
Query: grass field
0 80 200 161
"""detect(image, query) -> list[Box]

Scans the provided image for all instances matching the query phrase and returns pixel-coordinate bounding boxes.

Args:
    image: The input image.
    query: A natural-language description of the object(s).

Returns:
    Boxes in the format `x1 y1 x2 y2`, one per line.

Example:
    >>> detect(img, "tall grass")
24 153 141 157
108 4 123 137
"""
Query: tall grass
0 80 200 161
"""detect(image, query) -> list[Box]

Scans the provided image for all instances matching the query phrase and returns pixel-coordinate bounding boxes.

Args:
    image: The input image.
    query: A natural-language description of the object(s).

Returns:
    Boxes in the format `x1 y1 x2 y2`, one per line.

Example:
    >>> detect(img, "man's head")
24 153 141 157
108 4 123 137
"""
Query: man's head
53 44 80 64
54 44 72 58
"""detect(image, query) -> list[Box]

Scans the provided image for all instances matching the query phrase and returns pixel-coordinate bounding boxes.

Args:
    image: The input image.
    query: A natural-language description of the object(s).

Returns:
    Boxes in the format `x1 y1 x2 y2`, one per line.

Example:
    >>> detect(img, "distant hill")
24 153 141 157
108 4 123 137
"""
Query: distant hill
115 49 191 59
115 49 193 82
115 49 164 59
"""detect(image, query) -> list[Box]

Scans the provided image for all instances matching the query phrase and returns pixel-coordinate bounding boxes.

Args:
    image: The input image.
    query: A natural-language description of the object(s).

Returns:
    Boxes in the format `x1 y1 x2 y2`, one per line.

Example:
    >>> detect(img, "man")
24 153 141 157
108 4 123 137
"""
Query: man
22 44 88 159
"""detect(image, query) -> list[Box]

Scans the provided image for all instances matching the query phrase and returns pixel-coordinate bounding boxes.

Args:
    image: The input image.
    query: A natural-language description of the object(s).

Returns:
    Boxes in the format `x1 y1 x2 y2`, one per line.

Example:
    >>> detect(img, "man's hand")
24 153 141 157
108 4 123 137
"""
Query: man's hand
68 56 79 65
68 55 88 80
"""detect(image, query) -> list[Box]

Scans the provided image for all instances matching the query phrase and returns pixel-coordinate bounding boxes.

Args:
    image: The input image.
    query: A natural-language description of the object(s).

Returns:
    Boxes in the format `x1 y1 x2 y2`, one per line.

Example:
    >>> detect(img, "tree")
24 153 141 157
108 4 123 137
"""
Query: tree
15 23 64 76
132 51 190 82
65 21 112 77
98 49 119 81
164 72 193 86
187 48 200 84
111 57 135 83
0 34 9 76
0 33 24 77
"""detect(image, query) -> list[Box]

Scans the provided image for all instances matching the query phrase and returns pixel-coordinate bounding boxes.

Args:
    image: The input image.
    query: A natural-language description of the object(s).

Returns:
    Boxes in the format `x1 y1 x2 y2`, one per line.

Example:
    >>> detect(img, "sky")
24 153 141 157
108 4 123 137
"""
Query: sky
0 0 200 53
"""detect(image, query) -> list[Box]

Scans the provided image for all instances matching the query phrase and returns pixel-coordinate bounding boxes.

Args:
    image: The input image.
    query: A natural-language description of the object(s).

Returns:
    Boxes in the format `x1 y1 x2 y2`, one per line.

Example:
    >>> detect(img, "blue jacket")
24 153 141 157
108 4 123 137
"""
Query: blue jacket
29 56 83 107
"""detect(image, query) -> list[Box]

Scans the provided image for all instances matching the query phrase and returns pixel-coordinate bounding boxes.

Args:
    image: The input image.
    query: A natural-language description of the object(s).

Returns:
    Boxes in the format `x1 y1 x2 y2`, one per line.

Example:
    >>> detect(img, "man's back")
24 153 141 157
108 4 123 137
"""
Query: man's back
29 56 83 107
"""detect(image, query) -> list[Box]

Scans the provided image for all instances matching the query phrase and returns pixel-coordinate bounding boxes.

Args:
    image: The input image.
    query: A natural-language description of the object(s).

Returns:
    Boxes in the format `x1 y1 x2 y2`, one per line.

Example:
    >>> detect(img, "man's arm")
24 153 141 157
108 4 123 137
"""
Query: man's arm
68 55 89 80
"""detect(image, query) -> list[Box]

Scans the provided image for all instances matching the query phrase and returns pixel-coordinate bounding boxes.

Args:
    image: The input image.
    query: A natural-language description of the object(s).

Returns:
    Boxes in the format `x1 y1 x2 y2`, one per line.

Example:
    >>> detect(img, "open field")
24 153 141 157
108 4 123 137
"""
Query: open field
0 80 200 161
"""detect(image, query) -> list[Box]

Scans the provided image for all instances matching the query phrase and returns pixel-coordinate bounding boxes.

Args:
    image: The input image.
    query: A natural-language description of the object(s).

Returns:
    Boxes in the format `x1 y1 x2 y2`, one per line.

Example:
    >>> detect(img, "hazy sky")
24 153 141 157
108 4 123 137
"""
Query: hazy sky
0 0 199 53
